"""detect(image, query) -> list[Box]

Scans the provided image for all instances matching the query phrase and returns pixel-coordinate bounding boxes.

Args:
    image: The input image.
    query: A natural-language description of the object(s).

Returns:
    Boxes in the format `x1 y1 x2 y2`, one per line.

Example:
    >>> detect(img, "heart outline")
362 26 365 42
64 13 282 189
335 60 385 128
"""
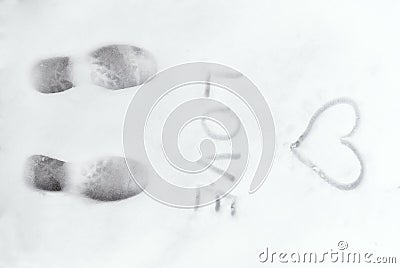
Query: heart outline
290 97 364 190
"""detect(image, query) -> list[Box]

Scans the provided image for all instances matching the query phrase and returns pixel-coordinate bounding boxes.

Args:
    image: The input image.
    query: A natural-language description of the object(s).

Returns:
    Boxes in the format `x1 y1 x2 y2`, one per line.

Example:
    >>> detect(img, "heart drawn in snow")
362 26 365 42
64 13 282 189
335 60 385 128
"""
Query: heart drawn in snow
290 98 364 190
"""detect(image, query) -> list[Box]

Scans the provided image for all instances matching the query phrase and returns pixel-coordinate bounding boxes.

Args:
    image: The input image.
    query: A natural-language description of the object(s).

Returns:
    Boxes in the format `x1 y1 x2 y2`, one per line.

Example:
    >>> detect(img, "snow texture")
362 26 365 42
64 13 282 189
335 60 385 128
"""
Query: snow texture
0 0 400 267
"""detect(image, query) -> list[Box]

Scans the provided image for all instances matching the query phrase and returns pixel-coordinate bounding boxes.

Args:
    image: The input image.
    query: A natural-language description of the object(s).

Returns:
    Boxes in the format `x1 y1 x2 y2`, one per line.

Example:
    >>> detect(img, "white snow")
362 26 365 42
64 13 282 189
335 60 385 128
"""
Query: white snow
1 0 400 267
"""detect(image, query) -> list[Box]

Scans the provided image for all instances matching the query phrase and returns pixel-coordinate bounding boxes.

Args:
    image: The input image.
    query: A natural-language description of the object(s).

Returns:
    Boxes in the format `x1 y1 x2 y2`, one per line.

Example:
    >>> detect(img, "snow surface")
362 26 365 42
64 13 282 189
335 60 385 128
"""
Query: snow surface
1 0 400 267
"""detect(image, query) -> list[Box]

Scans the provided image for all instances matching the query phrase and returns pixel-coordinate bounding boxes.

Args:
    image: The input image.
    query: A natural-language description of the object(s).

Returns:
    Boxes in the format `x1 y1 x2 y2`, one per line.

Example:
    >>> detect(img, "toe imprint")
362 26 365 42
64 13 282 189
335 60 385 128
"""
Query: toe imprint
31 57 74 94
81 157 147 201
90 44 157 90
25 155 68 191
